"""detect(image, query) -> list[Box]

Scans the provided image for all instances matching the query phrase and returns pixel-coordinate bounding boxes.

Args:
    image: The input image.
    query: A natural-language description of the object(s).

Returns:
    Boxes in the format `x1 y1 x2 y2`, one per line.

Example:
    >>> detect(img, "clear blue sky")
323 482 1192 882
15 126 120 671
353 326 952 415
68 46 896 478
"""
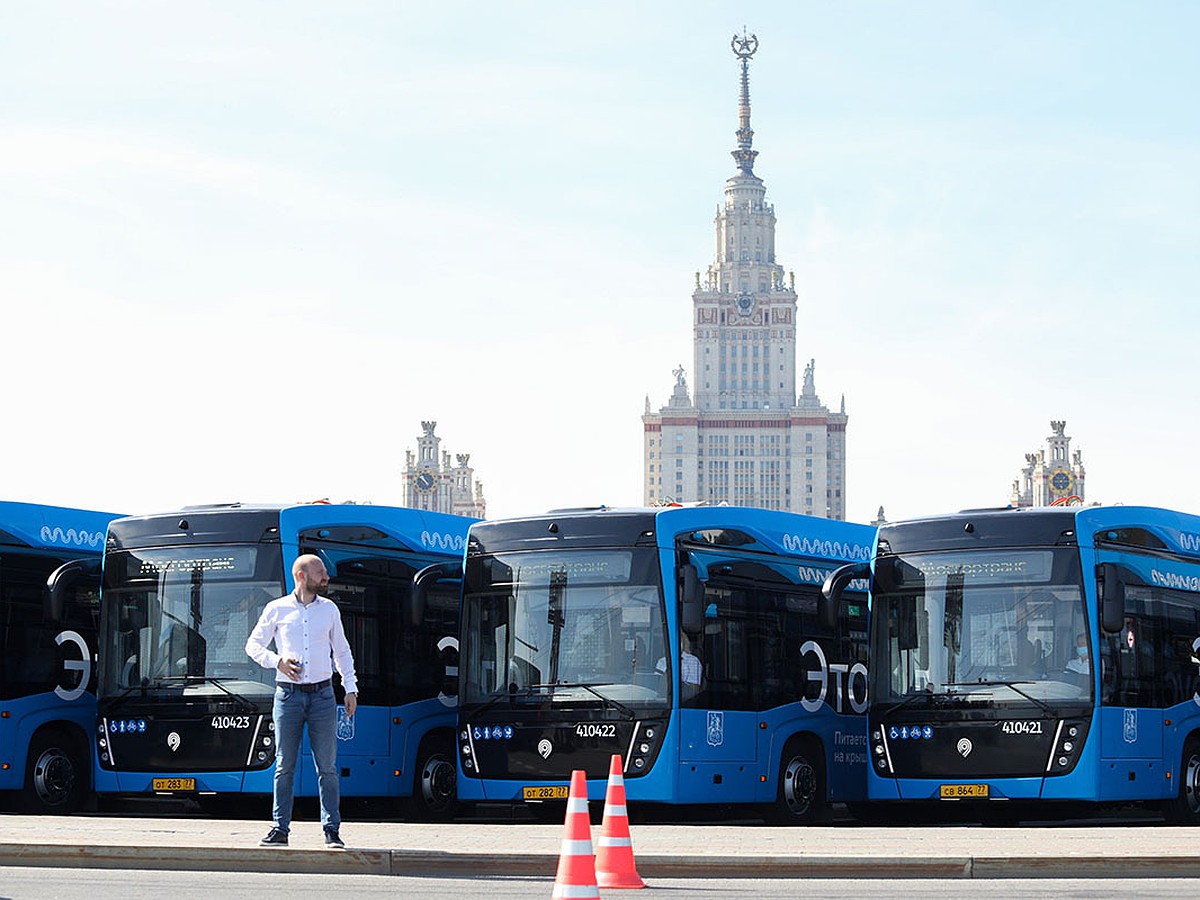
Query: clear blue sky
3 2 1198 523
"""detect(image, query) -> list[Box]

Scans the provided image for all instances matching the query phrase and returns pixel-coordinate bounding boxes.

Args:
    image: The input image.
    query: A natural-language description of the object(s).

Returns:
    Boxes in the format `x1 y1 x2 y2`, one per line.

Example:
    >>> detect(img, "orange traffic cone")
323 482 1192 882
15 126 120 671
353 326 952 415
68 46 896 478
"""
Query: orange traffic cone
595 754 646 889
551 769 600 899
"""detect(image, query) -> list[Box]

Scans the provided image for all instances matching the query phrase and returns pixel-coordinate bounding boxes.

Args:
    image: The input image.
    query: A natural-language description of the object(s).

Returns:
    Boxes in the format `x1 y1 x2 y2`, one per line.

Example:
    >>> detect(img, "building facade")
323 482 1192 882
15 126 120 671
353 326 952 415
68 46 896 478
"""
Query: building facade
402 421 487 518
641 33 848 519
1010 420 1086 508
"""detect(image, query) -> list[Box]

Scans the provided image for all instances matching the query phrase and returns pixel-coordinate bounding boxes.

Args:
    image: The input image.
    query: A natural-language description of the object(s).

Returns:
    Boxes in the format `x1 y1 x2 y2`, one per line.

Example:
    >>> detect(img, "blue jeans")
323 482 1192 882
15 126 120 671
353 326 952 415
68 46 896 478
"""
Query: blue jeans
271 682 340 833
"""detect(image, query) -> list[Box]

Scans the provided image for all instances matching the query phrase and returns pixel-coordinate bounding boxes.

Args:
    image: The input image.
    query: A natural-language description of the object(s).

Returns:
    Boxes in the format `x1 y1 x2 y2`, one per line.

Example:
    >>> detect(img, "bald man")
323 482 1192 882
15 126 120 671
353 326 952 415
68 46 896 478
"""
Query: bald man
247 554 357 849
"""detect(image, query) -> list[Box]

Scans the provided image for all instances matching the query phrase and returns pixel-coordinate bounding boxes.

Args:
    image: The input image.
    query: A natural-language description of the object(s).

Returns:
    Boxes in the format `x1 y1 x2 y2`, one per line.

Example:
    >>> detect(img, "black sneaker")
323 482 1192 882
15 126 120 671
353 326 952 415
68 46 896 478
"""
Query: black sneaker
260 827 288 846
324 828 345 849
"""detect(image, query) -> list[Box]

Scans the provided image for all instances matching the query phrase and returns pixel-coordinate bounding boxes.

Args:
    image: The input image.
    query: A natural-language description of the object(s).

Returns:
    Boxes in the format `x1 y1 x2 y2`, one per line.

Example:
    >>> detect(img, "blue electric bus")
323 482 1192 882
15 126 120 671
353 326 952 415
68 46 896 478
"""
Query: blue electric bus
456 506 874 823
87 503 474 818
0 501 122 813
824 505 1200 822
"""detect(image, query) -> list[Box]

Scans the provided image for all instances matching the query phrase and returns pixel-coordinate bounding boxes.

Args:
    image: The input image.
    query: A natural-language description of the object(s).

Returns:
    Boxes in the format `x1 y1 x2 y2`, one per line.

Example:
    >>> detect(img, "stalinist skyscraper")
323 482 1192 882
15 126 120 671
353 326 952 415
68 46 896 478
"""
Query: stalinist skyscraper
642 33 848 519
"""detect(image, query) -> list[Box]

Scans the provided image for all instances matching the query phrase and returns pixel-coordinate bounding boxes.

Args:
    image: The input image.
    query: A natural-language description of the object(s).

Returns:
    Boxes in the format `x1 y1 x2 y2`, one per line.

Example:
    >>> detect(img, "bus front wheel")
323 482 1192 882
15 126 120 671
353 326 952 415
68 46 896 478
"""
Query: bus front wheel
1167 737 1200 824
766 738 826 825
22 729 86 814
408 736 458 822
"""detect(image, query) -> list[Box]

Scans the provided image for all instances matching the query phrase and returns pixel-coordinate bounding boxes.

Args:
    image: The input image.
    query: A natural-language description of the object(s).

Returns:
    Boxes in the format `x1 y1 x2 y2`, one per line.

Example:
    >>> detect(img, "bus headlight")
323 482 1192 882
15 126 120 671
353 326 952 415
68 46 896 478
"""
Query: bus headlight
1046 720 1088 776
624 720 666 777
872 729 894 776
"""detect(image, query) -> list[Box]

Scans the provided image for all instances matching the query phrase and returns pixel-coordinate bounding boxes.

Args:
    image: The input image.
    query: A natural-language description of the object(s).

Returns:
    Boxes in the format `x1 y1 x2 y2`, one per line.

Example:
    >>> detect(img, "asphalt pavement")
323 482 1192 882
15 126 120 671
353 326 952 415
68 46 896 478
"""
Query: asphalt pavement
2 810 1199 880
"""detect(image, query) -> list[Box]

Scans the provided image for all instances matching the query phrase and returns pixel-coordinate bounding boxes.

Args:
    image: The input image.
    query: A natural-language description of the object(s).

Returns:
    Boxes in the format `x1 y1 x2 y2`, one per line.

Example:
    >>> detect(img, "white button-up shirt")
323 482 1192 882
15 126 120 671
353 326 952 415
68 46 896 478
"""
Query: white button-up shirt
245 593 358 693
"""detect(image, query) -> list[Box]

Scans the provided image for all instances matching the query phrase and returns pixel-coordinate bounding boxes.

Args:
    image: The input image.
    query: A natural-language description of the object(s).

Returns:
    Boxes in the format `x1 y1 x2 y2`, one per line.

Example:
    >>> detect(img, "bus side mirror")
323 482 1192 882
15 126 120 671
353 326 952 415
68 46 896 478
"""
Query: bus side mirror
820 562 870 630
412 562 461 628
680 564 704 637
45 558 98 625
874 557 899 594
1098 562 1125 634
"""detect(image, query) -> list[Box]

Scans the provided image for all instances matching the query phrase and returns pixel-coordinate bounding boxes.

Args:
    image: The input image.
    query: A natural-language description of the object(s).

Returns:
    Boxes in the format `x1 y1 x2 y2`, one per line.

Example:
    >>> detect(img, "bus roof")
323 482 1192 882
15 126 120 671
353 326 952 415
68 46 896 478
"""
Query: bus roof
0 500 123 555
879 504 1200 558
469 506 874 562
107 502 477 556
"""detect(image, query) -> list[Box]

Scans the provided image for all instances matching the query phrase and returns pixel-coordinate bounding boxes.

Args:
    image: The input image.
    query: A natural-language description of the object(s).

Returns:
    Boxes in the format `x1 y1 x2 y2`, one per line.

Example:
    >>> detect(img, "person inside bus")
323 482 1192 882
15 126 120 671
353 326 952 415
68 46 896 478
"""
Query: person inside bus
1065 633 1090 676
656 634 704 699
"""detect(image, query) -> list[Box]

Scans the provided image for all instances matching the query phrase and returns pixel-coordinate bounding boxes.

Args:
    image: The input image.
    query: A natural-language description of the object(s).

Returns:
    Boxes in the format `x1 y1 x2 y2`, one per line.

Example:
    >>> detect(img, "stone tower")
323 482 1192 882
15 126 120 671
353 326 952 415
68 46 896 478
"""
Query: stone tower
642 33 848 518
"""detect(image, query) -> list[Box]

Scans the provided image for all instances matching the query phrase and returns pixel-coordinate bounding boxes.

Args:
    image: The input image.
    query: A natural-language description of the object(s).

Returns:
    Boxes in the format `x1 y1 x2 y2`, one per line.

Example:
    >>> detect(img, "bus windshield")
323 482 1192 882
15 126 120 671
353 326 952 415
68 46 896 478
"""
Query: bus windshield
461 548 669 709
100 544 286 698
872 547 1091 704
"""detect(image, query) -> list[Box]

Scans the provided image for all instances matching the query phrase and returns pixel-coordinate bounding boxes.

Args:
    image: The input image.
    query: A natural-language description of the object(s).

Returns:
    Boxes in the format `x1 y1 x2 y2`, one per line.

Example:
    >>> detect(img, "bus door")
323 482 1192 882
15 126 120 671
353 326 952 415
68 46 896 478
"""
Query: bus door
1095 558 1167 795
677 600 757 768
292 544 405 796
676 558 771 801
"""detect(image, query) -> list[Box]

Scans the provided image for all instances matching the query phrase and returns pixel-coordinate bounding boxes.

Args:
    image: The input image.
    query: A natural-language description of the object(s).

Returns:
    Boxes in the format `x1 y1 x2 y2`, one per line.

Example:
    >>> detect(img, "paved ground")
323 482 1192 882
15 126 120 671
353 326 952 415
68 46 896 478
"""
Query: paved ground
2 812 1199 879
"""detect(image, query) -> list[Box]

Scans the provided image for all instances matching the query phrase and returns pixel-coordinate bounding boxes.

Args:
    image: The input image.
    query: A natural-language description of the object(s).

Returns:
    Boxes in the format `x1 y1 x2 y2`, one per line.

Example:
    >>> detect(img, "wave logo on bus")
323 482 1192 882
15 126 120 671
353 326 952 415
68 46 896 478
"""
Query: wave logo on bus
1178 532 1200 554
799 641 868 714
781 534 870 561
40 525 105 549
420 531 466 552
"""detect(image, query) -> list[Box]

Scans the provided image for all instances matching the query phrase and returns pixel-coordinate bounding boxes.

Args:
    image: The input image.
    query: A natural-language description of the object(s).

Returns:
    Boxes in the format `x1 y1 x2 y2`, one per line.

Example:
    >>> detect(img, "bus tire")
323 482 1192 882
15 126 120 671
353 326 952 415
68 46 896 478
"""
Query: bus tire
1167 736 1200 824
407 735 458 821
21 728 86 815
766 737 826 825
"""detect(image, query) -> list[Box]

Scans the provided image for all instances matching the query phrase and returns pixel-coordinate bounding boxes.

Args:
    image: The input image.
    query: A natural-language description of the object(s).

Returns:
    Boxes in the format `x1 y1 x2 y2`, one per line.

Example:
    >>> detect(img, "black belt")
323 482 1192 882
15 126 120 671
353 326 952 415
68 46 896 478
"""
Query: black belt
293 679 332 693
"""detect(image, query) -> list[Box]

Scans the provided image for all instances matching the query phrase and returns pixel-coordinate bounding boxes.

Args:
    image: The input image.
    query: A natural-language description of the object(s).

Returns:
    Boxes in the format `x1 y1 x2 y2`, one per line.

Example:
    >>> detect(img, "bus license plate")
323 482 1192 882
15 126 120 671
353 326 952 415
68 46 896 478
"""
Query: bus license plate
152 778 196 792
523 785 569 800
939 783 988 799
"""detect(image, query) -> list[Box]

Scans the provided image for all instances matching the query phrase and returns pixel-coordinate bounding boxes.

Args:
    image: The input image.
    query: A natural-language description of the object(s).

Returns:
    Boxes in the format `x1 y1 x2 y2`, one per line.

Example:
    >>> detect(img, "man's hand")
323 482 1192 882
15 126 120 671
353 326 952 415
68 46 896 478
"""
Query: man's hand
277 657 302 681
344 691 357 716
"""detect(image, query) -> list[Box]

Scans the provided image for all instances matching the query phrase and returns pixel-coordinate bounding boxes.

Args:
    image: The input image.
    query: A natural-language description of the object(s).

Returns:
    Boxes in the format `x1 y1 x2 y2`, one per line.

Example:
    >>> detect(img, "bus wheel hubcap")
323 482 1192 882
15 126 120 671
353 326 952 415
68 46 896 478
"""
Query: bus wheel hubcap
1185 753 1200 814
421 754 455 810
33 747 73 807
783 755 815 816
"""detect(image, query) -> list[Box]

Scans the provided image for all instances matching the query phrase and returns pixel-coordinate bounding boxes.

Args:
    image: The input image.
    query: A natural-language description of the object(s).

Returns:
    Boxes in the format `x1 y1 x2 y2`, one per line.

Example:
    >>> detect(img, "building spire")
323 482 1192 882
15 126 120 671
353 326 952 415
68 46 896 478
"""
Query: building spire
730 29 759 175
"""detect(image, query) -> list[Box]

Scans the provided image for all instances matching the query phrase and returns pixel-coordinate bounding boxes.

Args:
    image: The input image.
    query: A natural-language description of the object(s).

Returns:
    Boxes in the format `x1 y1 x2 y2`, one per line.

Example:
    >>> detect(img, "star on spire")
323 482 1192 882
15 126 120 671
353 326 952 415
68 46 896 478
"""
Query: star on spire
730 29 759 175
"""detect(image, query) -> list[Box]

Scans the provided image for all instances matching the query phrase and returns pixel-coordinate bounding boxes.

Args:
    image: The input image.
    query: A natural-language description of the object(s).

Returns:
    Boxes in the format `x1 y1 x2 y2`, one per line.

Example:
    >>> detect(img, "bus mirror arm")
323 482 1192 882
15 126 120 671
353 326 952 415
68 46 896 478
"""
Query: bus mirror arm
1098 562 1126 634
680 564 705 637
412 561 461 628
820 562 870 631
45 558 99 625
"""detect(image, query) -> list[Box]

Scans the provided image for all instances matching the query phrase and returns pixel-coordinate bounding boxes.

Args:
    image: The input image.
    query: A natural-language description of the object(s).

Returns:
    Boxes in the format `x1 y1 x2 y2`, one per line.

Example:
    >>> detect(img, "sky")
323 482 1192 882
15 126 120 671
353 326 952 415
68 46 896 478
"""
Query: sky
3 1 1199 525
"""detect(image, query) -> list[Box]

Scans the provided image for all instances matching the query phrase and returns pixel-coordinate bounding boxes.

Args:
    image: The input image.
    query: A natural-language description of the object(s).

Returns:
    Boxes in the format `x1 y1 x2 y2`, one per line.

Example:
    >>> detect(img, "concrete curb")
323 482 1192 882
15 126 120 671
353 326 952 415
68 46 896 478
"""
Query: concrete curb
6 843 1200 879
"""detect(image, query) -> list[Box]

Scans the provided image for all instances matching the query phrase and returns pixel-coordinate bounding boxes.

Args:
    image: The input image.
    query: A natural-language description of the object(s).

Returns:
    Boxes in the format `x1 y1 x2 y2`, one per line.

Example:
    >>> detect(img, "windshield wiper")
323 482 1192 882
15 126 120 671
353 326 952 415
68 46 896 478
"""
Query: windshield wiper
881 689 937 719
463 690 520 717
943 680 1054 716
527 682 636 719
100 680 151 716
149 675 258 711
